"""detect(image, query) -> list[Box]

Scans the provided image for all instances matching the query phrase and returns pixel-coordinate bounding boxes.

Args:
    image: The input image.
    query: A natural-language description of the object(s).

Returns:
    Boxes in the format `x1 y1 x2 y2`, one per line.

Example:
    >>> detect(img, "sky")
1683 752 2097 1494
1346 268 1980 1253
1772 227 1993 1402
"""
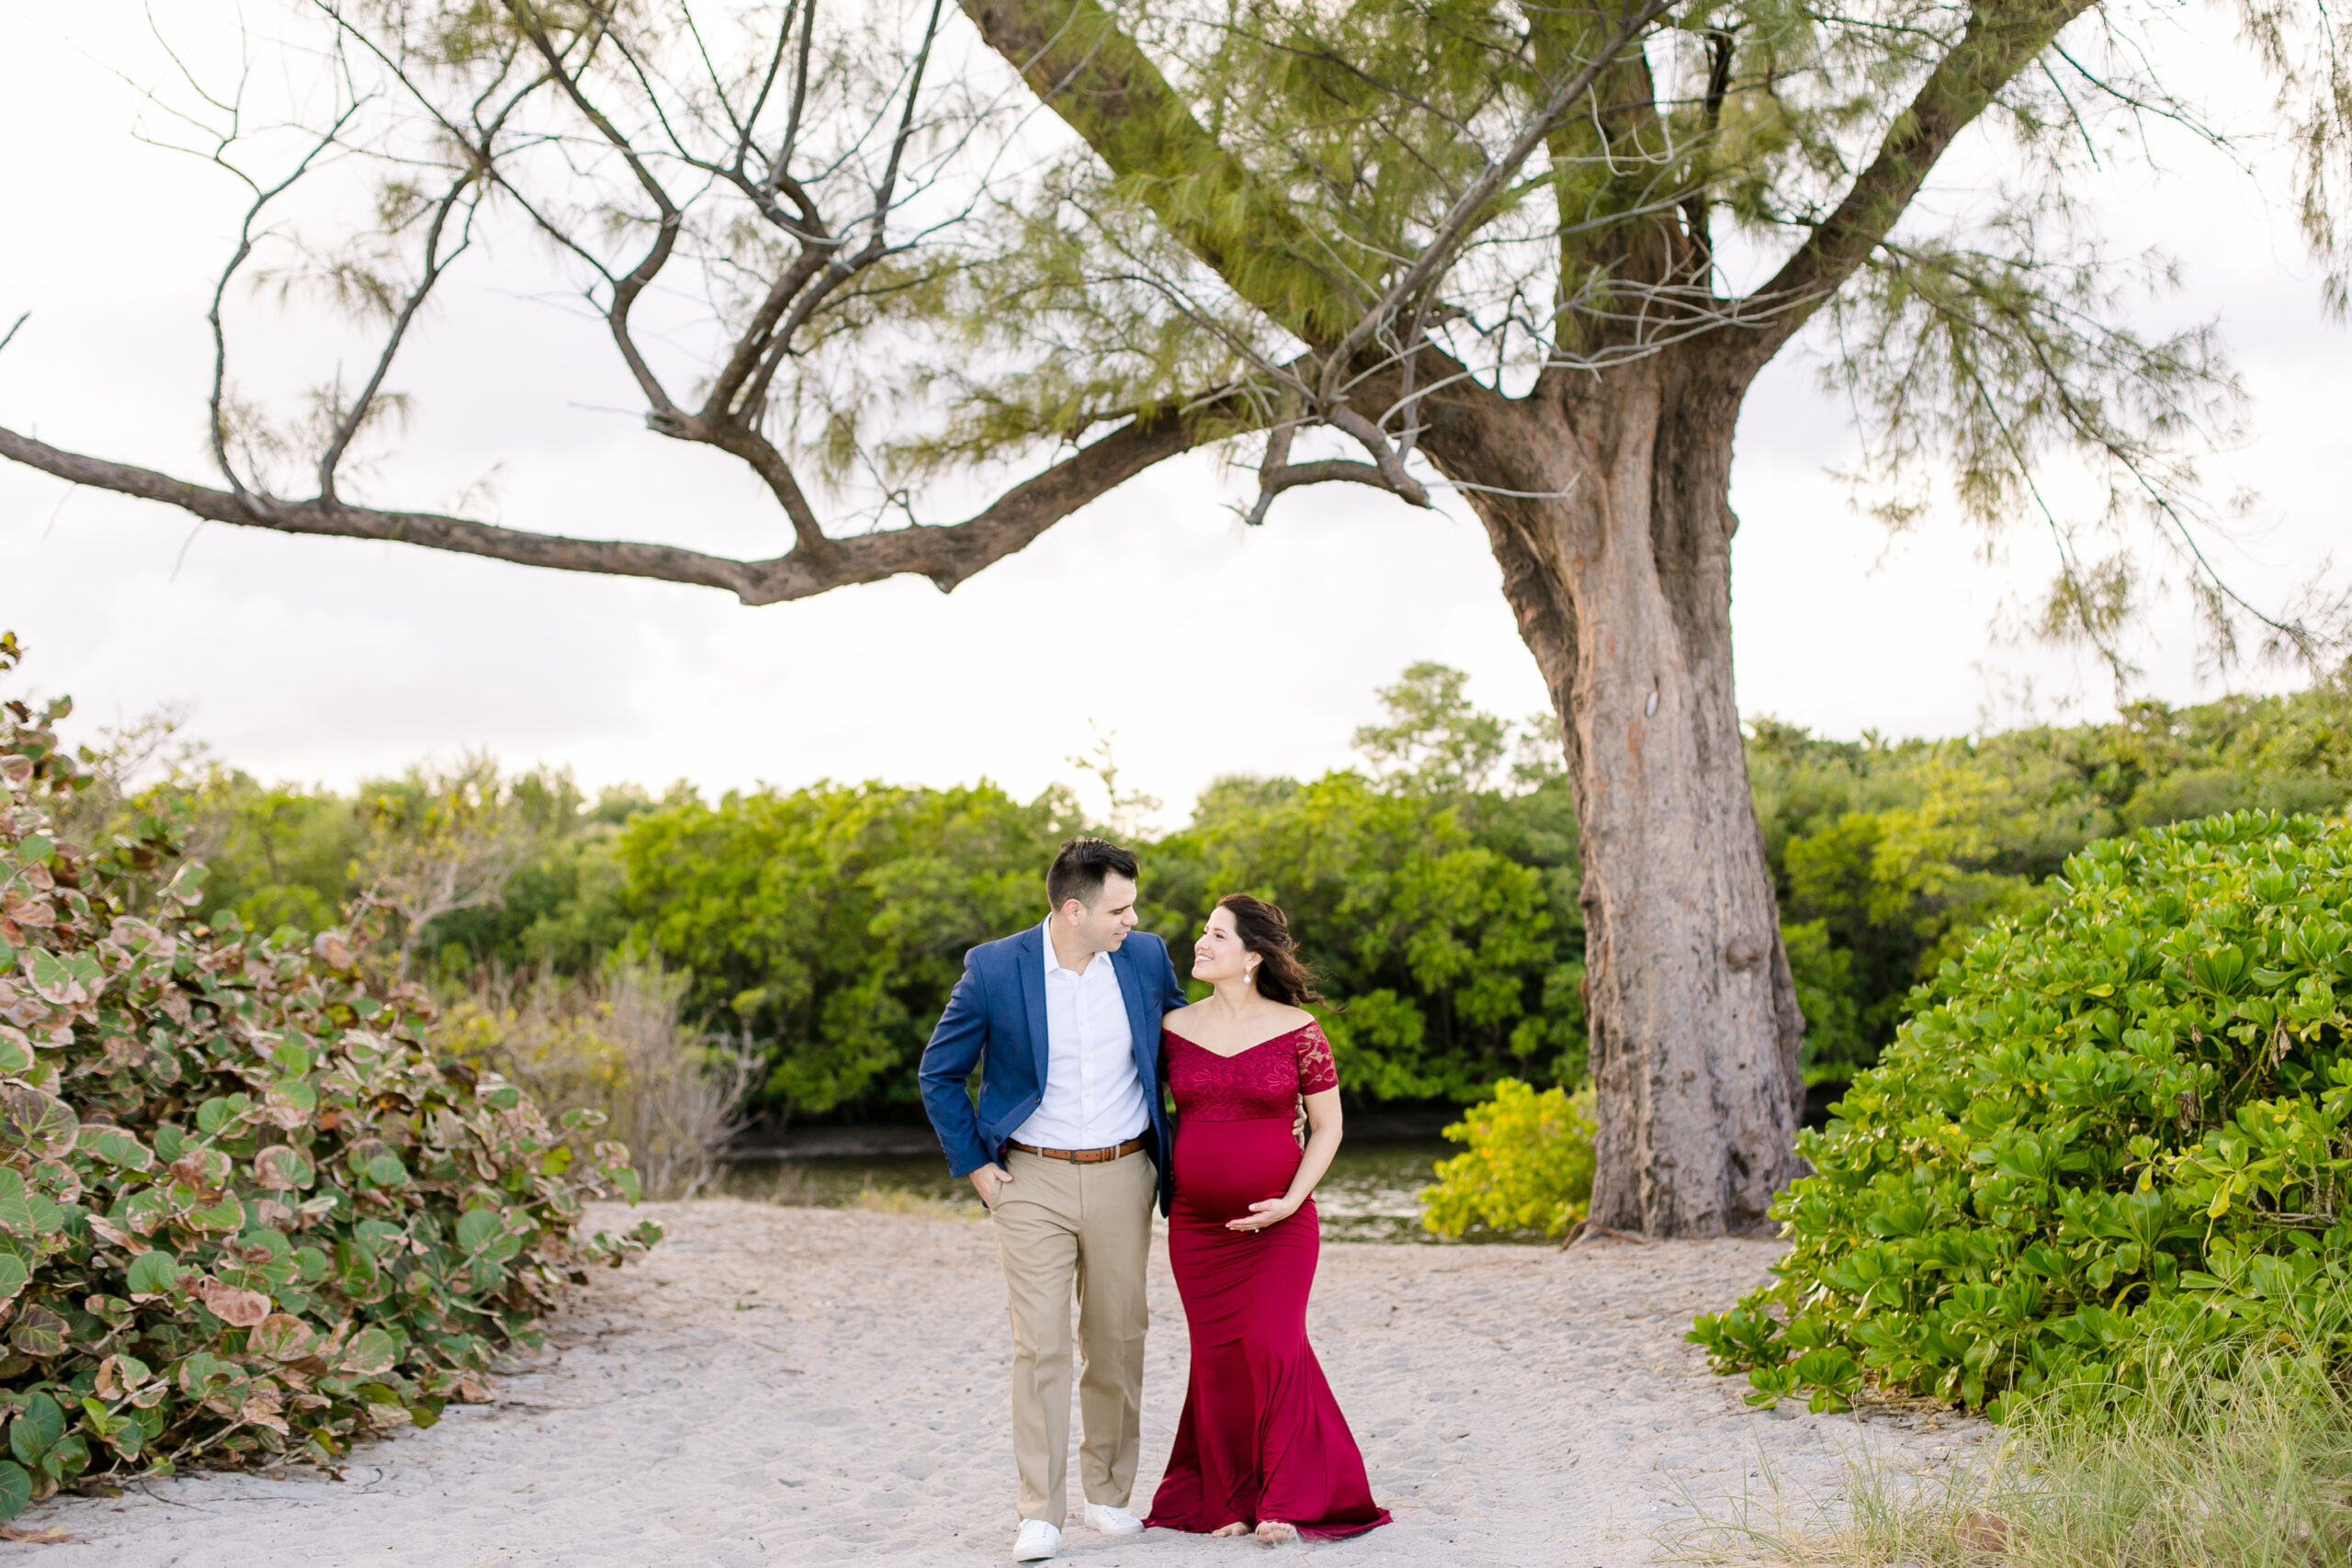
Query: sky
1 2 2345 827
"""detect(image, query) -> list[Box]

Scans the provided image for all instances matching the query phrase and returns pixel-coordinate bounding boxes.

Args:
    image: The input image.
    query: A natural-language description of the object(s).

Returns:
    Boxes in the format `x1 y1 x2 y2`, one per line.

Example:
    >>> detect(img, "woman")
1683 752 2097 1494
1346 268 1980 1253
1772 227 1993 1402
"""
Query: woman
1145 895 1391 1544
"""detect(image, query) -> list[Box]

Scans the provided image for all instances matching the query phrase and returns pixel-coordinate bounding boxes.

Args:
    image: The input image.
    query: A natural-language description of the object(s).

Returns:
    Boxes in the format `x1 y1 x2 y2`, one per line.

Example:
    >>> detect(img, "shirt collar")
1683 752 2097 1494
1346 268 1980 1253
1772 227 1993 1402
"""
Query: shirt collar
1041 916 1101 980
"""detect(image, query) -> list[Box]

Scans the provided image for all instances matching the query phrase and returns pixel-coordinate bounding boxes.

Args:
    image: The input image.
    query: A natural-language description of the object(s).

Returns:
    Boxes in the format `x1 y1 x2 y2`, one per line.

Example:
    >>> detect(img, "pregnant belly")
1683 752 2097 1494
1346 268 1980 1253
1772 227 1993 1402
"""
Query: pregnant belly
1174 1118 1304 1223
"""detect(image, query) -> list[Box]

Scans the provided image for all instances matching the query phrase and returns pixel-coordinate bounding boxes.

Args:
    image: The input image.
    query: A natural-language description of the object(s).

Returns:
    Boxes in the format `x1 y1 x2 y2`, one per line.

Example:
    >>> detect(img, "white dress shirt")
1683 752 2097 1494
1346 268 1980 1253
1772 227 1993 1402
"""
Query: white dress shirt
1011 918 1148 1150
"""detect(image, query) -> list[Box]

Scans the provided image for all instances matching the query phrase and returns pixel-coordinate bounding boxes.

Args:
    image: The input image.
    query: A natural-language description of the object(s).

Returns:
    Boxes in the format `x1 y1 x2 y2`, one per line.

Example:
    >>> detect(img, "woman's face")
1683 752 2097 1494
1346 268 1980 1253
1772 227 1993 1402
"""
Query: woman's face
1191 906 1255 986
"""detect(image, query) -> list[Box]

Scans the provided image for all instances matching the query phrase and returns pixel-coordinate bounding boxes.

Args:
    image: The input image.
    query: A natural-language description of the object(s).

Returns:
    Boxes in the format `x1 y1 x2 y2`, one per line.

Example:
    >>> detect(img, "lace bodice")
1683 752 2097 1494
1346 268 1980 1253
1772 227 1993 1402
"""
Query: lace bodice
1164 1021 1339 1123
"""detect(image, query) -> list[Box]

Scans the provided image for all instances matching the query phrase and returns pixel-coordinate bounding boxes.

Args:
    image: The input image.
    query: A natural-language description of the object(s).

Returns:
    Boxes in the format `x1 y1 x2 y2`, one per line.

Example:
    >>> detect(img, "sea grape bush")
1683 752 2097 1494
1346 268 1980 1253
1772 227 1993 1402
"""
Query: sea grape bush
0 642 656 1516
1419 1078 1596 1239
1693 811 2352 1418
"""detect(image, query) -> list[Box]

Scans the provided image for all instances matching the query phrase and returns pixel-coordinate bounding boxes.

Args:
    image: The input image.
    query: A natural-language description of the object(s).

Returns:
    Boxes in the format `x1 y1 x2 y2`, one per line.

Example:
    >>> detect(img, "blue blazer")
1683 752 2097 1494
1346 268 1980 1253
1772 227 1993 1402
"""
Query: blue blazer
918 925 1186 1215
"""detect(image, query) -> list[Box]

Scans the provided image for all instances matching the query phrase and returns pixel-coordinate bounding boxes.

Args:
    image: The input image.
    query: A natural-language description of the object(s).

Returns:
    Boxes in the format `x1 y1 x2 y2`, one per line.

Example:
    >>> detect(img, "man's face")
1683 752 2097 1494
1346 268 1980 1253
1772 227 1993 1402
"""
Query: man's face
1061 872 1140 953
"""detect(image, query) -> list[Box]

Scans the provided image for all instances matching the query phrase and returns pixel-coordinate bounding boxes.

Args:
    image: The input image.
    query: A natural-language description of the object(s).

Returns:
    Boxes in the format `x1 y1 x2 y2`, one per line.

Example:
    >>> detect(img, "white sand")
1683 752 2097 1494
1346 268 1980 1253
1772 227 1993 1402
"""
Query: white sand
30 1201 1984 1565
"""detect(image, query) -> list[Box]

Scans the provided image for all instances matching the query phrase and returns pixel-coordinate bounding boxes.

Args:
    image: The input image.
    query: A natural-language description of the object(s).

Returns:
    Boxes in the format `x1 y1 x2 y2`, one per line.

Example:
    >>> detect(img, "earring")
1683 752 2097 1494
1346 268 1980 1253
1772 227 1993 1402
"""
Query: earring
1244 967 1255 985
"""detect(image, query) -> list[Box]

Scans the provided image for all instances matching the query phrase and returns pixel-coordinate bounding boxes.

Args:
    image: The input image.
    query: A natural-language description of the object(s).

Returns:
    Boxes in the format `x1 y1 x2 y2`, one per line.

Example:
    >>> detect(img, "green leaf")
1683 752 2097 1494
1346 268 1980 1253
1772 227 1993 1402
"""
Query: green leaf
7 1395 62 1465
0 1254 30 1304
10 1305 68 1359
365 1154 408 1189
17 836 51 863
455 1209 502 1254
0 1170 33 1239
334 1240 380 1300
0 1460 28 1519
75 1125 152 1170
185 1198 244 1233
125 1249 180 1298
0 1035 28 1077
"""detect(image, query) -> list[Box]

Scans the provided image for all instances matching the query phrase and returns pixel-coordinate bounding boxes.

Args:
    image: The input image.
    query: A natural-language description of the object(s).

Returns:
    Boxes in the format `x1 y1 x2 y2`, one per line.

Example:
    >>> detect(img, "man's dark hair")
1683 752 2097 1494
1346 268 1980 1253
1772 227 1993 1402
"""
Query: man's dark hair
1047 837 1139 911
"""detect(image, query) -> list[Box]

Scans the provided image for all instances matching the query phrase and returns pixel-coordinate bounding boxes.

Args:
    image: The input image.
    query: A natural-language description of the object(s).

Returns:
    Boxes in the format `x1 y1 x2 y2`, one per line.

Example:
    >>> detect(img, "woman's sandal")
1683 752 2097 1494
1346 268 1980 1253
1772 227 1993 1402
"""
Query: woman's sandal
1256 1520 1298 1545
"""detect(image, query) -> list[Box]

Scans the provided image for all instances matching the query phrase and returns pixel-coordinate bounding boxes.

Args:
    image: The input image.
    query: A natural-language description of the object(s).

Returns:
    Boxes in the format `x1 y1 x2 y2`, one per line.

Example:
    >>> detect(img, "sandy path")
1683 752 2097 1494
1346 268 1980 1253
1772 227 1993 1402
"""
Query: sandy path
28 1201 1984 1566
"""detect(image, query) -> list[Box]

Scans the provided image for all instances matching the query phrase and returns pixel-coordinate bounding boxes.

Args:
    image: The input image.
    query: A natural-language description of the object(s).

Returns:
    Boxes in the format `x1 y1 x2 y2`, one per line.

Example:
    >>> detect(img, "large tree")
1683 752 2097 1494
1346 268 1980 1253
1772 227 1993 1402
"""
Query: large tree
5 0 2346 1233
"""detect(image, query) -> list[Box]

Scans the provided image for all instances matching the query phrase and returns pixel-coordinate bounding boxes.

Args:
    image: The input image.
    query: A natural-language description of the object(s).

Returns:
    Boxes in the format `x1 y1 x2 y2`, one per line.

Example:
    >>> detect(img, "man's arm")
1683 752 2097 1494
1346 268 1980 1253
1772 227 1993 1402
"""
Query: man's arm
918 959 997 1178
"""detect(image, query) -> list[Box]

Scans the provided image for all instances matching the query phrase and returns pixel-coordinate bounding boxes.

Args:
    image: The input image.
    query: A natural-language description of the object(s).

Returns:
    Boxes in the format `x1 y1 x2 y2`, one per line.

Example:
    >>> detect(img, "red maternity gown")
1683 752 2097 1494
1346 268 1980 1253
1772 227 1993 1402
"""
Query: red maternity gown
1144 1021 1392 1540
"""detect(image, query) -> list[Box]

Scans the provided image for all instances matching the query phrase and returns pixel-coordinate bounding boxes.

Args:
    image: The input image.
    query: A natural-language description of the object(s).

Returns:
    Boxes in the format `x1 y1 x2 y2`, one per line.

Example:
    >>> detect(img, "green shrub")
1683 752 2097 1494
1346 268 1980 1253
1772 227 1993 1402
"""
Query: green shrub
1419 1077 1595 1238
0 644 655 1514
1692 810 2352 1418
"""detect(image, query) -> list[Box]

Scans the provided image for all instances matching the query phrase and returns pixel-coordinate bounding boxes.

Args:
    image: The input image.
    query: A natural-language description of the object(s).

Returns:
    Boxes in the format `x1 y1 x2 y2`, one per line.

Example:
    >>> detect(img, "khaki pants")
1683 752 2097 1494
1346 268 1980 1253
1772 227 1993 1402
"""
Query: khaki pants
989 1145 1156 1523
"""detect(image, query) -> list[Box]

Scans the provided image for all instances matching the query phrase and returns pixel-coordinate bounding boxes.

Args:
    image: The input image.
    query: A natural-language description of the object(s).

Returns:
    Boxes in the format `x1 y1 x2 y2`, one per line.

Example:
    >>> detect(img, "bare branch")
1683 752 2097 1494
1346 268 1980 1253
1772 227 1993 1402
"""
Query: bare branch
0 395 1231 605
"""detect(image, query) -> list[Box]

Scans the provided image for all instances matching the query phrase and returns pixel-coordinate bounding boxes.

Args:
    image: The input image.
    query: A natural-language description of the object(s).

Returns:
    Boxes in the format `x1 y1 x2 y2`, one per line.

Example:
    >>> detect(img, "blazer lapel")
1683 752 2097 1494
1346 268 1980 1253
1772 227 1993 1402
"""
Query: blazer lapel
1110 943 1155 1080
1018 924 1051 1086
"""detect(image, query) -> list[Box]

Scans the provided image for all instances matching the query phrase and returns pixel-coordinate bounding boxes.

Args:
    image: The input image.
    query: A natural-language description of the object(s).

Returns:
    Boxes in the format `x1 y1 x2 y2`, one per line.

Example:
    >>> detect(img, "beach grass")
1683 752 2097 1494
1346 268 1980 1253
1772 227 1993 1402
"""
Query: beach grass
1673 1344 2352 1567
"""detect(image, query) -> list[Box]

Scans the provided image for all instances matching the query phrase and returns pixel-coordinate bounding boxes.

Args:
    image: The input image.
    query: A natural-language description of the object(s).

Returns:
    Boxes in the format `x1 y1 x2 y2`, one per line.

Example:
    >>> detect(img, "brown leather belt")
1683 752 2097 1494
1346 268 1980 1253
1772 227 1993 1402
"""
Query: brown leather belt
1005 1135 1147 1165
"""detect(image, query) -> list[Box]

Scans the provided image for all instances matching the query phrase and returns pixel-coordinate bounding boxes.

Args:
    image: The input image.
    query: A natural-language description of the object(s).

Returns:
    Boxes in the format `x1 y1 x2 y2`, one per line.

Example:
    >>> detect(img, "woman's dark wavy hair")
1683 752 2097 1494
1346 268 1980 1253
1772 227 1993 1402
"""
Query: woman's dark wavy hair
1216 894 1327 1009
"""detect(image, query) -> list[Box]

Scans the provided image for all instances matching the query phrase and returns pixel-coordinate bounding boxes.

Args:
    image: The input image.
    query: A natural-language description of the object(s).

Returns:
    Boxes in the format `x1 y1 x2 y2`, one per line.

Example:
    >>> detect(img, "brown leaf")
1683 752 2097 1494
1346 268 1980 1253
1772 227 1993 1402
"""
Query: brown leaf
192 1278 272 1328
252 1146 300 1191
247 1314 318 1363
85 1215 139 1250
0 1525 70 1542
312 931 356 970
166 1148 232 1194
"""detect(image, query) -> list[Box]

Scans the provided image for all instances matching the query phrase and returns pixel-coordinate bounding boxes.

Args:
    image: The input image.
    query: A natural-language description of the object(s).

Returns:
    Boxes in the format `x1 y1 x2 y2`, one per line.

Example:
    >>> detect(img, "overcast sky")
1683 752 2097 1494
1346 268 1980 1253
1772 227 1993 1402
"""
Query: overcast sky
2 2 2344 825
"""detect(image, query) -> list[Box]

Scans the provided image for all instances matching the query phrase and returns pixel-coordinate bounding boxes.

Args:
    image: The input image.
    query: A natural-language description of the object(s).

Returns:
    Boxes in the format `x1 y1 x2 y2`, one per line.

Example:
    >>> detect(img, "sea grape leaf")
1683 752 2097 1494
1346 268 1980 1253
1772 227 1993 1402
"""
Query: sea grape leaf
9 1305 67 1359
193 1279 270 1328
0 1089 76 1160
334 1240 379 1300
247 1314 317 1362
185 1199 244 1233
6 1395 61 1466
455 1209 501 1254
125 1250 180 1297
0 1171 33 1239
253 1145 314 1191
0 1460 28 1519
339 1326 399 1376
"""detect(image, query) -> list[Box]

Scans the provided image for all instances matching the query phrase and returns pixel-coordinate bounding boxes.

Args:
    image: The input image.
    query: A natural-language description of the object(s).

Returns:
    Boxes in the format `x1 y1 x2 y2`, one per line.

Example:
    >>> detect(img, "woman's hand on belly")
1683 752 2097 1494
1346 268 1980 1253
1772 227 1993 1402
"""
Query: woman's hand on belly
1226 1195 1302 1233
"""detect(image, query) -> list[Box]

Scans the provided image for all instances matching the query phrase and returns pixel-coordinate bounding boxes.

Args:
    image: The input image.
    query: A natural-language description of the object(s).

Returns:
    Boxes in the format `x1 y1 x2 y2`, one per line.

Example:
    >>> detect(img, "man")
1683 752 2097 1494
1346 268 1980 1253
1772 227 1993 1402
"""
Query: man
918 838 1185 1562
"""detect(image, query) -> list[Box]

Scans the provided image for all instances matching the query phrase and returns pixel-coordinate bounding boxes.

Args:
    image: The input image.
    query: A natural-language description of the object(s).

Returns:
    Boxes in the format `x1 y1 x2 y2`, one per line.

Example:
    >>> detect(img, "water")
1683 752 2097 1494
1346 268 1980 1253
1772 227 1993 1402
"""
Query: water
717 1137 1544 1245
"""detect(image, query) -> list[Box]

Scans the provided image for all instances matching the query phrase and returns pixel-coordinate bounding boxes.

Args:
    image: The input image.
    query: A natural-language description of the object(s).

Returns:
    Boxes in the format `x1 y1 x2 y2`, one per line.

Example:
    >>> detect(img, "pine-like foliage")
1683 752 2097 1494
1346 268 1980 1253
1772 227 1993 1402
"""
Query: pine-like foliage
0 637 655 1516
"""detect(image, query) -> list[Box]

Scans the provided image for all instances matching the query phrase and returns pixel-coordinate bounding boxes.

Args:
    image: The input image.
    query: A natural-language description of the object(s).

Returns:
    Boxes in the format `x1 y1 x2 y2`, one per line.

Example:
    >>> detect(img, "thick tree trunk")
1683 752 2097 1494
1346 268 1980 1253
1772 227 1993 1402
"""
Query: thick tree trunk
1421 349 1804 1236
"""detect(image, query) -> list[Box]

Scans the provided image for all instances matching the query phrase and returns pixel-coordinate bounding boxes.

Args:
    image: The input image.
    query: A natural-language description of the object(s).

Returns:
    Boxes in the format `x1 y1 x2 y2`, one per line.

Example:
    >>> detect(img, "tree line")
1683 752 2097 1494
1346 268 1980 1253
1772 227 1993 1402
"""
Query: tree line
50 663 2352 1133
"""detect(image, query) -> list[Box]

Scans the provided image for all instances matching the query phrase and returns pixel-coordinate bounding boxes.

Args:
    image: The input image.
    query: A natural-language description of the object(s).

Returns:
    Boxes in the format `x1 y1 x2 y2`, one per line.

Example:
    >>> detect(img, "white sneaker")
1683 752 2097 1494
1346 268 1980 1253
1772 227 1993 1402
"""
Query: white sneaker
1013 1518 1061 1561
1082 1503 1145 1537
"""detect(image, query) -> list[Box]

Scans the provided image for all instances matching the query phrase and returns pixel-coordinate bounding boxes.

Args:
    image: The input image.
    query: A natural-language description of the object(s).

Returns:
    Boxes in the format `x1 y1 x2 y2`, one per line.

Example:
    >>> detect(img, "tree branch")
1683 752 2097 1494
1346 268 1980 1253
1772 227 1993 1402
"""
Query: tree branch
1725 0 2098 373
958 0 1363 340
0 399 1228 605
1317 0 1673 407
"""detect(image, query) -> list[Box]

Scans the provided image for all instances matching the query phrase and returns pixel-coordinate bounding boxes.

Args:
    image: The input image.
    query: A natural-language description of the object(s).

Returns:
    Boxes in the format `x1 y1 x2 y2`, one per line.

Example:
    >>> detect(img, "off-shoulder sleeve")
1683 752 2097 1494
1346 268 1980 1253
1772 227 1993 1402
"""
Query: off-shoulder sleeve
1296 1021 1339 1095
